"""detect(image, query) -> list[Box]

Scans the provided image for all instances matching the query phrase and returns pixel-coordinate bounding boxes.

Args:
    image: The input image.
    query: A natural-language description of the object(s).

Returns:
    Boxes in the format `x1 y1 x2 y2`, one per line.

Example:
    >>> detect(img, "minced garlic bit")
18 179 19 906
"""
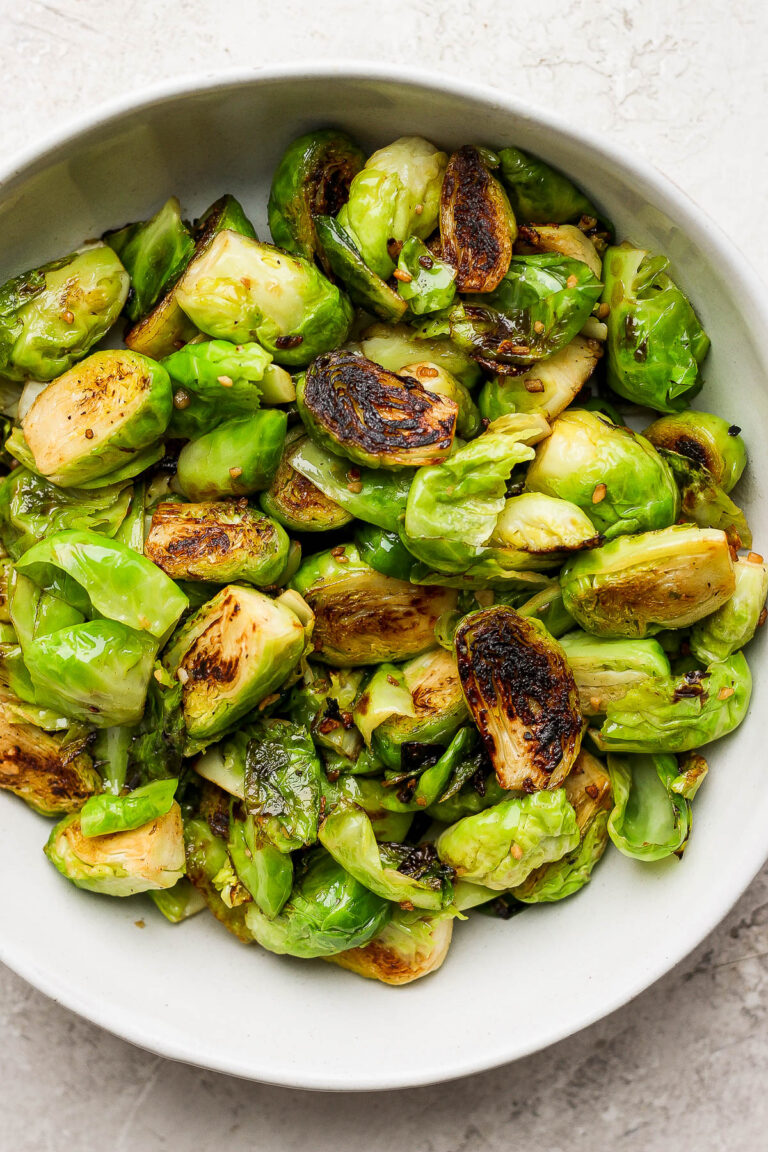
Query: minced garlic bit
566 274 578 288
229 466 243 479
747 552 764 564
62 310 75 324
524 378 545 393
718 686 735 700
509 843 523 860
217 375 234 387
177 667 189 685
592 482 607 504
393 268 412 283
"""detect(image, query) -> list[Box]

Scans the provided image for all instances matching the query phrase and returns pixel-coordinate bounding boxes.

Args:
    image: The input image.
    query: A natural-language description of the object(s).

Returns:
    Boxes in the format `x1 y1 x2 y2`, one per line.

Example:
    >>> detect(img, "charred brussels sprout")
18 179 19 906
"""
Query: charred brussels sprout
175 230 353 366
18 350 171 488
439 145 516 293
296 350 457 469
606 753 690 860
455 606 583 791
268 129 365 266
228 804 293 920
0 246 129 382
175 409 287 501
45 803 185 896
104 196 195 322
163 585 307 740
395 237 457 315
145 502 290 585
660 448 751 549
358 321 481 388
498 146 608 231
559 631 671 716
330 907 453 984
525 410 679 540
260 429 353 533
314 216 407 322
352 663 415 748
400 361 480 439
0 696 100 815
0 468 131 558
290 544 456 666
690 554 768 662
601 243 710 412
644 410 746 494
561 524 735 638
478 336 600 422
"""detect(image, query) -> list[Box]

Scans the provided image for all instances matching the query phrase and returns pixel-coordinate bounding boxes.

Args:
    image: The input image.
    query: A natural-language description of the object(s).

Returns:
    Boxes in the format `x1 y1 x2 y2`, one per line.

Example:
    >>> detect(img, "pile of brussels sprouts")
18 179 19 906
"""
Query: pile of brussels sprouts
0 128 761 986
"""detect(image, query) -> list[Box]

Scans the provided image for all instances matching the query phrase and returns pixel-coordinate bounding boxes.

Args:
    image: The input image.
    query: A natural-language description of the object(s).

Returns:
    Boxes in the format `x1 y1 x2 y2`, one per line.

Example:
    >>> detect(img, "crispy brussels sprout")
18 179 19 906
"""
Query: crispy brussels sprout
367 647 467 769
490 492 600 565
290 544 456 665
243 719 324 852
354 524 414 580
601 243 710 412
606 753 690 860
260 429 353 533
149 878 207 923
0 246 129 382
314 216 407 322
561 524 736 637
516 223 602 278
19 350 171 488
358 321 481 387
0 694 100 815
559 631 671 716
287 435 412 532
439 145 516 293
163 585 307 740
455 606 582 791
352 663 415 747
592 651 751 753
525 409 679 540
330 907 453 984
175 409 287 501
79 778 176 837
268 129 365 265
296 351 457 470
660 448 751 549
0 468 131 558
400 361 480 439
245 849 391 958
436 787 579 889
498 146 608 230
395 237 457 314
228 803 293 920
337 136 448 280
145 502 290 585
45 802 185 896
690 555 768 663
175 230 353 366
517 581 575 638
478 336 600 422
644 410 746 493
104 196 195 322
449 255 602 374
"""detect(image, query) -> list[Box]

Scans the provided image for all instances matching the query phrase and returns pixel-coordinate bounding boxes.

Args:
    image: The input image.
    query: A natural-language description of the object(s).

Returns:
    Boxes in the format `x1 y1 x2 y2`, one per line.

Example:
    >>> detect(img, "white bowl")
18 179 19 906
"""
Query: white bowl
1 64 766 1091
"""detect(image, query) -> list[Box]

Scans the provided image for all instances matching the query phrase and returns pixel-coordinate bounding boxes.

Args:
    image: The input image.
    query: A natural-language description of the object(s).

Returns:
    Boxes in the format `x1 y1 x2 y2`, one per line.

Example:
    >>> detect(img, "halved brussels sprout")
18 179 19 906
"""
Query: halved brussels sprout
660 448 751 549
358 321 481 388
149 878 208 923
175 409 287 501
268 129 365 265
0 468 132 559
690 554 768 663
370 647 467 770
515 224 602 278
606 752 690 860
561 524 735 638
0 246 129 382
45 802 185 896
0 694 100 815
260 429 353 533
104 196 195 322
525 409 679 540
314 215 407 322
245 849 391 958
145 502 290 585
19 350 171 488
296 351 457 470
498 146 609 232
290 544 456 666
352 663 415 748
439 145 516 293
395 236 457 315
517 580 575 638
287 435 413 532
601 243 710 413
490 492 600 564
644 410 746 494
559 631 671 716
330 907 453 984
354 524 414 580
400 361 480 439
243 719 324 852
175 230 353 366
478 336 600 422
436 787 580 889
455 606 582 791
163 584 307 740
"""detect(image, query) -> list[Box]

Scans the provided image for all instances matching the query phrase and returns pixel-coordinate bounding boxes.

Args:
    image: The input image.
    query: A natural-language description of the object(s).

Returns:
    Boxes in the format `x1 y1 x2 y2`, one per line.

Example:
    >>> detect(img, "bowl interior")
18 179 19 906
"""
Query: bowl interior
1 70 766 1090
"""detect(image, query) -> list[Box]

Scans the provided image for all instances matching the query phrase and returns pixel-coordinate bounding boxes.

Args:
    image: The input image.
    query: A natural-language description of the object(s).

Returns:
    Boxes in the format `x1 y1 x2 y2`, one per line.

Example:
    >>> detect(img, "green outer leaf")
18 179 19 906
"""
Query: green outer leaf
315 215 407 322
606 753 691 861
243 719 324 852
228 810 293 919
149 878 207 923
80 778 177 837
175 410 287 501
396 236 456 315
104 196 195 322
512 809 610 902
0 469 132 559
498 146 609 227
289 436 412 532
690 557 768 663
162 339 273 438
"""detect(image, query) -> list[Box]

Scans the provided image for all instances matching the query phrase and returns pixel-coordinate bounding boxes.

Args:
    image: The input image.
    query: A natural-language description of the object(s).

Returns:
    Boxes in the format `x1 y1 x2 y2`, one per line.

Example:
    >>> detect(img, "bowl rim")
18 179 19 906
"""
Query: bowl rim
1 61 767 1091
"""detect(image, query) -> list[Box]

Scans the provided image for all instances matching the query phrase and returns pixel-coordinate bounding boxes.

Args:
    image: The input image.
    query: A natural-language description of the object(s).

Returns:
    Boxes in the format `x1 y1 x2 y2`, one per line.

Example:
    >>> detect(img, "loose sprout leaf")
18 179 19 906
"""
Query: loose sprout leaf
80 778 178 838
606 753 691 861
104 196 195 322
0 469 132 559
243 719 324 852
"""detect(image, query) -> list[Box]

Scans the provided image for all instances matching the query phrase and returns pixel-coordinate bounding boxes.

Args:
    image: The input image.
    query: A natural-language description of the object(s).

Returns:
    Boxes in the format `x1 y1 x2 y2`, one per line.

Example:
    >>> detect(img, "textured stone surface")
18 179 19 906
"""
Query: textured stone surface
1 0 767 1146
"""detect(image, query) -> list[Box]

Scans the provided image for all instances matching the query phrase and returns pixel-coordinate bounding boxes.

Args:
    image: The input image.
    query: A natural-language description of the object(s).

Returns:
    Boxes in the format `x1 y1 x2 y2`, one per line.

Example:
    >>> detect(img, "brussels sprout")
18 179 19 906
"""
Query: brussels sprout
149 878 207 923
353 524 414 580
286 666 365 764
104 196 195 322
368 648 467 770
290 544 456 666
490 492 600 565
268 129 365 266
449 254 602 374
601 243 710 413
436 787 579 890
79 778 177 837
644 410 746 493
314 216 407 322
175 230 353 366
671 750 709 800
184 805 252 943
559 631 671 716
478 336 600 422
245 849 391 958
498 146 609 232
352 663 415 747
330 906 453 984
658 449 751 549
592 651 751 753
400 361 480 439
690 555 768 663
0 694 100 815
395 236 457 315
260 429 353 533
45 802 185 896
439 145 516 293
425 767 508 824
517 581 575 638
296 351 457 470
606 753 690 860
175 409 287 501
525 409 679 541
163 585 306 741
287 435 413 532
8 570 85 648
19 350 171 488
358 321 481 388
0 468 132 559
454 606 582 791
561 524 736 638
516 223 602 279
319 803 453 910
122 666 185 789
227 802 293 919
337 136 448 280
145 502 290 585
242 719 324 852
0 246 129 382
